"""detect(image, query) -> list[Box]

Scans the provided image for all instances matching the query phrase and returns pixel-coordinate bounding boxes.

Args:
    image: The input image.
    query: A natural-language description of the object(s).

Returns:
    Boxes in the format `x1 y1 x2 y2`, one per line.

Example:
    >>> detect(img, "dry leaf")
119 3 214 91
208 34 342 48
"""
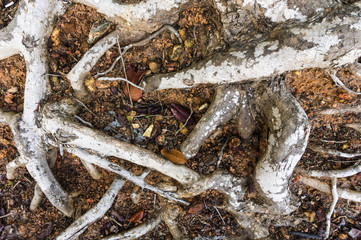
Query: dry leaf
128 210 144 222
170 103 195 124
50 27 60 47
161 148 187 165
143 124 154 137
188 203 204 214
123 65 146 102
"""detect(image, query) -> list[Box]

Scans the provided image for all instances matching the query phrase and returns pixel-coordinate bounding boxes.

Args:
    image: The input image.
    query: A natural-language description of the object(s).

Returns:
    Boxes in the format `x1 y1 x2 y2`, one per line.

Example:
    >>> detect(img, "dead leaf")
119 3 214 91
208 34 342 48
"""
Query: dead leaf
188 203 204 214
50 27 60 47
161 148 187 164
128 210 144 222
143 124 154 137
123 65 146 102
349 228 361 238
170 103 195 124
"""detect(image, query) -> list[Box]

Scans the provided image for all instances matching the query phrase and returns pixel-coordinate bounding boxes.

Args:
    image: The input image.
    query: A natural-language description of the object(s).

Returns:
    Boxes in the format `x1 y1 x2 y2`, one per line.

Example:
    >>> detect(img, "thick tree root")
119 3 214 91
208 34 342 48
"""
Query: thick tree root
2 0 361 238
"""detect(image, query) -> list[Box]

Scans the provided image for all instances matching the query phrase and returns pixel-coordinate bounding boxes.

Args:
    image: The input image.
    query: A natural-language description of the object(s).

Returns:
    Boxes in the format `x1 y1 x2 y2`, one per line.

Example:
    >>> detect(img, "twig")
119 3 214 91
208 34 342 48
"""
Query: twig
95 24 181 78
122 24 182 54
308 144 361 158
328 69 361 95
68 148 189 205
324 177 338 239
217 137 229 168
289 231 322 239
213 206 226 225
97 77 145 90
0 212 14 219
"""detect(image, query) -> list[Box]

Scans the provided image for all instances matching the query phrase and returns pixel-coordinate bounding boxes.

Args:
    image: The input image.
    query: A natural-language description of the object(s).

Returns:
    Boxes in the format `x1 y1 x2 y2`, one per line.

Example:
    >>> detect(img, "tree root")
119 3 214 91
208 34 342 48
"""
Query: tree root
56 178 125 240
299 176 361 203
308 144 361 158
101 213 162 240
2 0 361 238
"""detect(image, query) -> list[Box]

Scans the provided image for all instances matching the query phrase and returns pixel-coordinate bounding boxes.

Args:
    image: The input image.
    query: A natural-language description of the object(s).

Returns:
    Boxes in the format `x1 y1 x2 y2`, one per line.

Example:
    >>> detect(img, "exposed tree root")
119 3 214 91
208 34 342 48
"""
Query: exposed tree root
308 144 361 158
101 214 162 240
328 69 361 96
299 176 361 203
324 177 338 239
56 178 125 240
317 105 361 115
2 0 361 238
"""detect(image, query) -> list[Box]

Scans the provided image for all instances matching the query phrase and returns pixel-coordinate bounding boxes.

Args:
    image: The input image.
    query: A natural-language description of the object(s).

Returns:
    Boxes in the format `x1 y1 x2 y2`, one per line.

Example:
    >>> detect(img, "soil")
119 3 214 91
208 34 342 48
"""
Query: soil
0 1 361 240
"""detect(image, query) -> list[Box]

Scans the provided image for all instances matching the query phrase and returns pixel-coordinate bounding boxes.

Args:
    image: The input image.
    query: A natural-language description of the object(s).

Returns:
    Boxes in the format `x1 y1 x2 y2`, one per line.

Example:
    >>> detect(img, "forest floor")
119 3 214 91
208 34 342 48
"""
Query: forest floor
0 1 361 239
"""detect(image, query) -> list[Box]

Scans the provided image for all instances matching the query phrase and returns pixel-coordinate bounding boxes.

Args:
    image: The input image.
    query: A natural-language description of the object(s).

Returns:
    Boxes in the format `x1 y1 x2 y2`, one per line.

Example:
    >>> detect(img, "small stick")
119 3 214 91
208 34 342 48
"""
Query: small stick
324 177 338 239
97 77 145 90
213 206 226 225
95 25 181 78
0 212 14 219
328 69 361 95
289 231 322 239
217 137 229 168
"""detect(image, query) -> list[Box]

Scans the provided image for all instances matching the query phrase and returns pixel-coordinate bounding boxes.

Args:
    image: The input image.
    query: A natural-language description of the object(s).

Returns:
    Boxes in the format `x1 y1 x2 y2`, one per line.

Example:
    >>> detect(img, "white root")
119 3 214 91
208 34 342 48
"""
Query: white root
0 26 20 60
161 204 183 240
254 83 310 214
181 85 241 159
30 184 44 211
56 178 125 240
101 213 162 240
0 110 17 125
67 148 189 205
6 156 27 180
308 144 361 158
328 69 361 96
42 106 200 185
324 177 338 239
66 30 121 100
317 105 361 115
73 0 184 38
299 162 361 178
80 159 102 180
143 6 361 90
347 123 361 134
299 176 361 203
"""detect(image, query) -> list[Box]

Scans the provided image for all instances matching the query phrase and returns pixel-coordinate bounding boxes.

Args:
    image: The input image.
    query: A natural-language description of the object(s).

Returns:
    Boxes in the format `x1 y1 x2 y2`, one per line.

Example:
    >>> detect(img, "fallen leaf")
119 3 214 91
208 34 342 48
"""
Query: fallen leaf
128 210 144 222
143 124 154 137
179 122 188 134
50 27 60 47
170 103 195 124
349 228 361 238
123 65 146 102
188 203 204 214
161 148 187 164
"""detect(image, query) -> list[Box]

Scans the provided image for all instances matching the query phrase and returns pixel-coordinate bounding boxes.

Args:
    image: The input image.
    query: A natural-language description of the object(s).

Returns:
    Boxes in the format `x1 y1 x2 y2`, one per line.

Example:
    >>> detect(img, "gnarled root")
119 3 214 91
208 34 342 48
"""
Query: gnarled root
180 80 310 227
